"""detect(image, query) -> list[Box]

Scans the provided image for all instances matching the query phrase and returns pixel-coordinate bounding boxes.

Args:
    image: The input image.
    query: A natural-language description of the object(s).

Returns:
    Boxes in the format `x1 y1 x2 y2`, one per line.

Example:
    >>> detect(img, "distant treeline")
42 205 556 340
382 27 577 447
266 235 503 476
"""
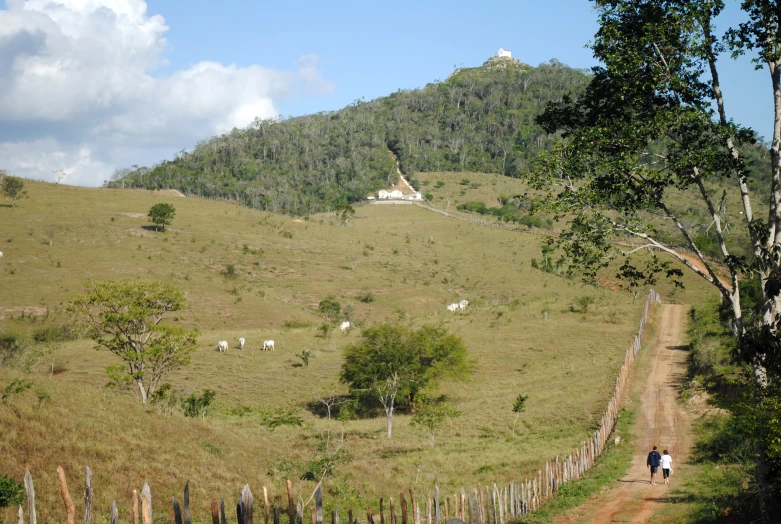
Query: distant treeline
107 59 591 215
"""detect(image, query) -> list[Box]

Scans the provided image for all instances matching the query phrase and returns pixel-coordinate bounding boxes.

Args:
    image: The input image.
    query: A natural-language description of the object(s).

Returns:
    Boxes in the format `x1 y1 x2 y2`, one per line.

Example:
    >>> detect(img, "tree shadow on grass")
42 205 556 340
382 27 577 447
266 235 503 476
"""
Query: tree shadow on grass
141 225 162 232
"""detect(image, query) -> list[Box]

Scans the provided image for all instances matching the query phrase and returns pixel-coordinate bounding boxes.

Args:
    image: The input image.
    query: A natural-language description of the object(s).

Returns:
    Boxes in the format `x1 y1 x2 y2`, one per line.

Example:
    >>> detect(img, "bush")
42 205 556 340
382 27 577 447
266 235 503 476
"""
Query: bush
0 332 25 367
357 291 374 303
283 320 312 329
181 389 216 418
32 324 78 343
435 180 445 188
0 474 25 509
318 298 341 322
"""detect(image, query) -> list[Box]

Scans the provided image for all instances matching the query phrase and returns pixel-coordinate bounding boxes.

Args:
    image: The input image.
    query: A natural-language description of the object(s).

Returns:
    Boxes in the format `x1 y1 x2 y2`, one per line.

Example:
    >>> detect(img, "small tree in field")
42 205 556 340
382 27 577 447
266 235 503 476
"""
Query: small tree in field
512 394 529 436
340 323 471 438
1 175 27 208
68 280 199 404
148 203 176 231
410 392 461 447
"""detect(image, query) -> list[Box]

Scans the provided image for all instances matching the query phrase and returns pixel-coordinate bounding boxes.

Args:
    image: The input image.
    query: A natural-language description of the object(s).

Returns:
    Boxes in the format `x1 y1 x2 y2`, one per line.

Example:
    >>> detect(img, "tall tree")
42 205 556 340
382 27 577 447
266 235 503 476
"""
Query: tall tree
531 1 781 517
68 280 199 404
147 203 176 232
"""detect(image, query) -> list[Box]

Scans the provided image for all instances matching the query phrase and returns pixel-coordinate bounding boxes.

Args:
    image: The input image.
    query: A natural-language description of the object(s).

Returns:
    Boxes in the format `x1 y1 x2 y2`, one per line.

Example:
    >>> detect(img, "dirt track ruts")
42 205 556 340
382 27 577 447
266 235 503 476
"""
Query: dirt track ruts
557 304 692 524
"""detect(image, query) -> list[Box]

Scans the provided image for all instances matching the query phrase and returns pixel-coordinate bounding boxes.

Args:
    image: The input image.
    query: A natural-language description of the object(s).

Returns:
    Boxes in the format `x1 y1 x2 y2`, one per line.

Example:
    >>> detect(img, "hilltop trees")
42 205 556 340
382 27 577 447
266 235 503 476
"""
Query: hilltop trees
68 280 199 404
340 324 471 438
148 203 176 231
1 175 28 208
532 1 781 518
106 61 591 214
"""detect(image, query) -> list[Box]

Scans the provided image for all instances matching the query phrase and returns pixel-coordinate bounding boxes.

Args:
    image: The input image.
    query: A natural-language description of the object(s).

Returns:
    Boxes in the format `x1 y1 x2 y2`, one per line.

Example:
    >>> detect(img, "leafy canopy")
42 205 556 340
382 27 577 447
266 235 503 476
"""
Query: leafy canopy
1 175 28 208
340 323 471 411
148 203 176 231
68 280 199 404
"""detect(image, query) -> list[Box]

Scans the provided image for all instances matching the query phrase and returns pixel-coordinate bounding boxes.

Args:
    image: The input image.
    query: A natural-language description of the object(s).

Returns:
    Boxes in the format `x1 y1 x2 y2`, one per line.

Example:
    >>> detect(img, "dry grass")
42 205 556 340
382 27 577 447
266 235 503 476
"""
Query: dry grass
0 181 714 524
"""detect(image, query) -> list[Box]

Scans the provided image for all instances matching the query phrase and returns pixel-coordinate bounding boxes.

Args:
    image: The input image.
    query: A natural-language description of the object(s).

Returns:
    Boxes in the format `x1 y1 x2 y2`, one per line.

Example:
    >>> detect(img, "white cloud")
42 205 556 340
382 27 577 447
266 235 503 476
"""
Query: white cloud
0 0 334 186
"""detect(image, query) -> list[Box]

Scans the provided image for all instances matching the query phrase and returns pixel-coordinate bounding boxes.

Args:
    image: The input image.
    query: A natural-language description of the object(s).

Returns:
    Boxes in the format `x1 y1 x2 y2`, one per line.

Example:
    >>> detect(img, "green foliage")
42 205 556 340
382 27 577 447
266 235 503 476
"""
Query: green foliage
222 264 237 279
574 295 595 314
340 323 472 413
31 324 78 343
456 200 553 229
295 348 313 367
107 61 592 214
2 379 32 402
68 280 199 404
147 203 176 231
0 474 25 508
334 203 356 225
511 393 529 436
181 389 216 418
0 332 26 367
1 175 28 208
318 297 341 322
410 392 461 447
258 407 303 432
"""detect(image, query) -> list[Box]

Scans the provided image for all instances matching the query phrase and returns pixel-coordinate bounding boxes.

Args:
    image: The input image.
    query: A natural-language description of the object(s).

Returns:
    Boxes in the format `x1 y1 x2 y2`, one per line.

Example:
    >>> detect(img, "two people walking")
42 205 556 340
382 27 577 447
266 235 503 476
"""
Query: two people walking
647 446 673 485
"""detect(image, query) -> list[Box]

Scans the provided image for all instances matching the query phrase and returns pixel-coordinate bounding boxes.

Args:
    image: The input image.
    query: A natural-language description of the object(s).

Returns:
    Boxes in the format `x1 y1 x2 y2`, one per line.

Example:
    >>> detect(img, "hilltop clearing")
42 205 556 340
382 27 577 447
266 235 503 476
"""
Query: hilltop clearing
0 182 713 522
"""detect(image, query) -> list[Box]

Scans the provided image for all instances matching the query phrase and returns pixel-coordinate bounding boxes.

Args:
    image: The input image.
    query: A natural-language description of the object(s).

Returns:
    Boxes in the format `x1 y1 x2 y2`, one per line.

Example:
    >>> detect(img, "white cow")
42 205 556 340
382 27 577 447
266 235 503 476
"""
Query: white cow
339 321 351 332
458 300 469 311
0 251 3 259
217 340 229 353
446 303 458 313
263 340 275 351
238 337 245 350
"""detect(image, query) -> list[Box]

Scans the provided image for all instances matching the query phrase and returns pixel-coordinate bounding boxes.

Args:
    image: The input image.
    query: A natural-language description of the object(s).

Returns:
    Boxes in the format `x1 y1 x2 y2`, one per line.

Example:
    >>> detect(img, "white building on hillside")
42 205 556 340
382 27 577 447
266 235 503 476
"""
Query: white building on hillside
498 48 512 58
378 189 404 199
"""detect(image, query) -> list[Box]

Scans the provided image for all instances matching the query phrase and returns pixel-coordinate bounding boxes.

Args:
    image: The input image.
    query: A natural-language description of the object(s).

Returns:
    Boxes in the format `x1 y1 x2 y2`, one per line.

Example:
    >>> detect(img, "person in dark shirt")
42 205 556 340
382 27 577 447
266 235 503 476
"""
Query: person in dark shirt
647 446 662 485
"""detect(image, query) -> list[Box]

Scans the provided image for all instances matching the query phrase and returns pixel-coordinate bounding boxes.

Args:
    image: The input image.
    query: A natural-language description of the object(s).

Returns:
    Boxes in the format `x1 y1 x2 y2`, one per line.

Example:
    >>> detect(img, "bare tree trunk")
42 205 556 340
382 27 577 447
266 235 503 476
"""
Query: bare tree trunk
386 408 393 438
137 380 148 404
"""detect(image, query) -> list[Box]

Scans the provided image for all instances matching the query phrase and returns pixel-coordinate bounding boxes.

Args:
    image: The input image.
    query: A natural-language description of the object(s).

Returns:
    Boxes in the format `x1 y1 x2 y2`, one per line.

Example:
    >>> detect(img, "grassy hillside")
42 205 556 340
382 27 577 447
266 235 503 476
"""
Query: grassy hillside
105 59 591 214
0 181 713 523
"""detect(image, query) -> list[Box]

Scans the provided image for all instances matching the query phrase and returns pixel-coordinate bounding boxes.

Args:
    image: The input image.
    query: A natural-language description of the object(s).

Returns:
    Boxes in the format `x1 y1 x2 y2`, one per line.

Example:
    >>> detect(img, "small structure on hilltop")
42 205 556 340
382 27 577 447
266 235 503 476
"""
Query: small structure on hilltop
498 48 512 58
378 189 404 199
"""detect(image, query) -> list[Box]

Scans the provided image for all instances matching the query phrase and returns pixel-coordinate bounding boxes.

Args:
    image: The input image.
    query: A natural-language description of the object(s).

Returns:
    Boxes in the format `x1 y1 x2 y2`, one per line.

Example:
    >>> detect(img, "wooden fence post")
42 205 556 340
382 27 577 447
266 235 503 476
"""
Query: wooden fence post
221 498 228 524
140 484 151 524
242 484 254 524
17 505 23 524
111 501 119 524
263 487 271 524
379 499 384 524
133 490 139 524
316 486 323 524
184 483 191 524
211 500 219 524
173 498 183 524
433 486 439 524
389 498 395 524
400 492 408 524
57 465 75 524
286 480 296 524
23 469 35 524
84 468 94 524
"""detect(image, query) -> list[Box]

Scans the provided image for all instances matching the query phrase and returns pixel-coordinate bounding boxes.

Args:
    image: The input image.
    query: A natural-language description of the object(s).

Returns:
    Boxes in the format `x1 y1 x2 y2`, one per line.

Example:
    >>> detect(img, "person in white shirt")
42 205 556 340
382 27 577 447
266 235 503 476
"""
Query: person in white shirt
660 450 673 484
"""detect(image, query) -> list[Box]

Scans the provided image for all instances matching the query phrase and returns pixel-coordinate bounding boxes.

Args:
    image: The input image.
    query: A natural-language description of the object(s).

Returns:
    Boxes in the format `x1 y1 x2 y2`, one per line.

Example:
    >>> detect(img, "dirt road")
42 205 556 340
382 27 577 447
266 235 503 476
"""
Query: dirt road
558 304 692 524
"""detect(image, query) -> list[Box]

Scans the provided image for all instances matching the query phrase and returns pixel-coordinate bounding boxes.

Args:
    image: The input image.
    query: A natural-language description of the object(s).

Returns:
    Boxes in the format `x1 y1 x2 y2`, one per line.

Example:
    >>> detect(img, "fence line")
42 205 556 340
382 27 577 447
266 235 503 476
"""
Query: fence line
14 290 661 524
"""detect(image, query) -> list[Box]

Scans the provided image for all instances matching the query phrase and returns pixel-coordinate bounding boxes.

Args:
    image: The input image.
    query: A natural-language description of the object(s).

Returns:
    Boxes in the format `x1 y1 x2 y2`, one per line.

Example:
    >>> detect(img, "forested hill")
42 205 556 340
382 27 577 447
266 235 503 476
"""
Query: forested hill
107 57 591 214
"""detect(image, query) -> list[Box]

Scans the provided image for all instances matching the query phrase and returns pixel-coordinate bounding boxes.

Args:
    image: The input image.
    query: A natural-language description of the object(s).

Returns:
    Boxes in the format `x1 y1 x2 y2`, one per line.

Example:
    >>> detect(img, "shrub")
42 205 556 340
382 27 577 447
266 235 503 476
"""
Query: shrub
435 180 445 188
295 348 312 367
318 298 341 322
181 389 216 418
283 320 312 329
32 324 78 343
222 264 237 279
0 474 25 508
460 178 470 185
357 291 374 303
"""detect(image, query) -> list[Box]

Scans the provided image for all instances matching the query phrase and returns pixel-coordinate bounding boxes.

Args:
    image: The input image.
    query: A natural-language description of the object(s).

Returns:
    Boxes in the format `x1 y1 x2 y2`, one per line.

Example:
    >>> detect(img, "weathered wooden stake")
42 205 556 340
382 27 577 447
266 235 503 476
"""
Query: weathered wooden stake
333 505 339 524
389 498 395 524
184 483 191 524
315 486 323 524
173 498 183 524
379 498 385 524
84 468 94 524
221 498 228 524
17 505 23 524
400 492 408 524
310 505 316 524
444 499 449 521
263 487 271 524
242 484 255 524
132 490 139 524
433 486 439 524
23 470 35 524
425 499 431 524
366 508 373 524
348 509 353 524
57 465 76 524
111 501 119 524
211 499 220 524
140 484 151 524
286 480 296 524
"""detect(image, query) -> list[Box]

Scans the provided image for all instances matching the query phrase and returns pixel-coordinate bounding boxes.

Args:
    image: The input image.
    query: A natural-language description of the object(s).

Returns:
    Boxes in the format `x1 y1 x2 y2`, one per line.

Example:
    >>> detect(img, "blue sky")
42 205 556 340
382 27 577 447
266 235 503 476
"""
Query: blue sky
147 0 771 139
0 0 772 186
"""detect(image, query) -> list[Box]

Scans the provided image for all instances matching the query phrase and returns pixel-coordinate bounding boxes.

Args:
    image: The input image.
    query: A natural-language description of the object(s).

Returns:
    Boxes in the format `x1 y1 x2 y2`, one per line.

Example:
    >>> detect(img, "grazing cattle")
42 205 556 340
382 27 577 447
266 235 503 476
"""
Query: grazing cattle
0 251 3 259
458 300 469 311
339 321 351 332
217 340 229 353
263 340 275 351
238 337 245 350
446 303 458 312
